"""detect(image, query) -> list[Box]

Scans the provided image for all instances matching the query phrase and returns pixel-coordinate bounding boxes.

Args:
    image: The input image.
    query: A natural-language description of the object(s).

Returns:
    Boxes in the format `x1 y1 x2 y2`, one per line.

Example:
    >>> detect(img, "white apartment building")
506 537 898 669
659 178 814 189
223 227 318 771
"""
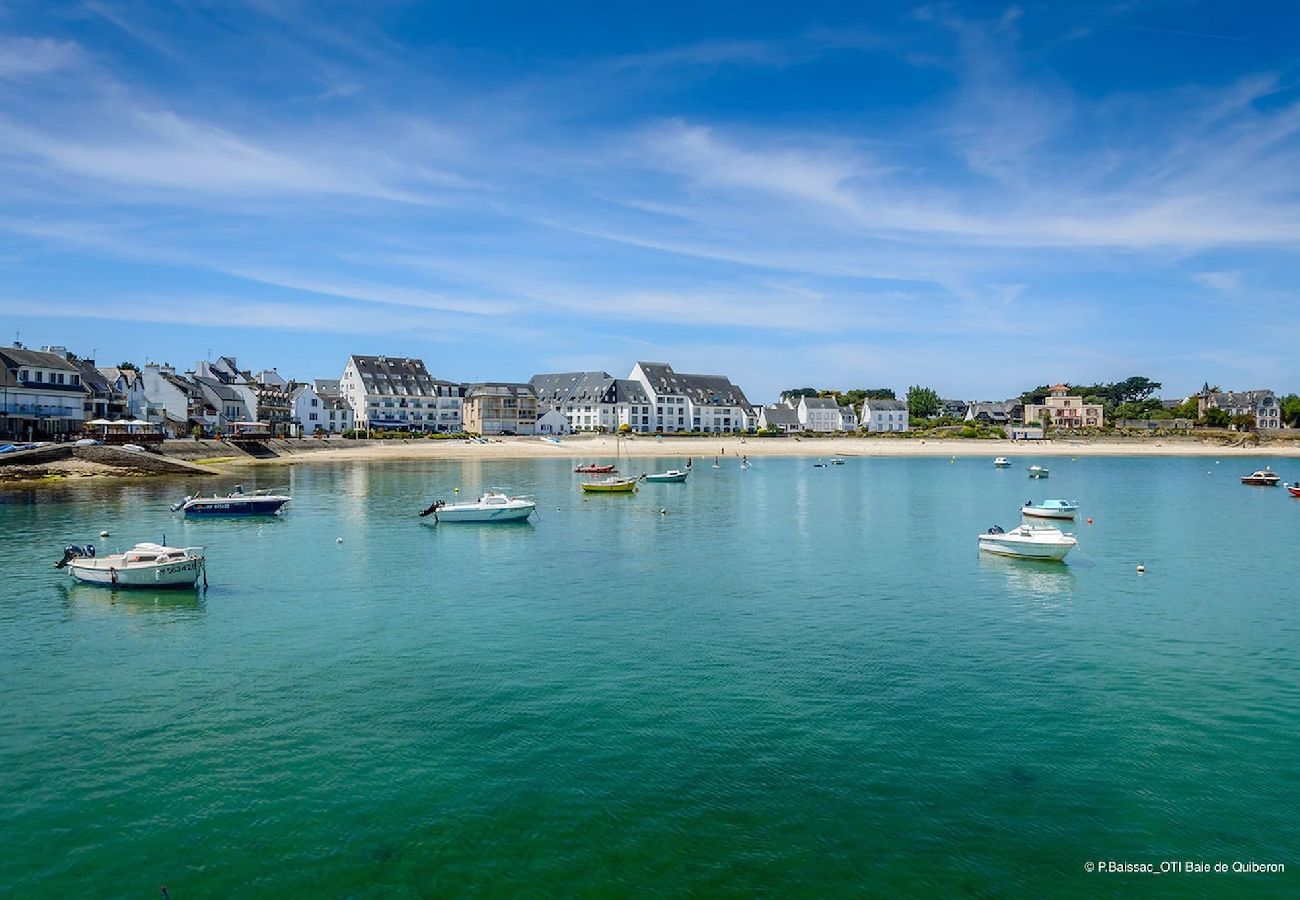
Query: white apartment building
313 379 355 434
628 361 752 433
530 371 654 432
340 355 464 432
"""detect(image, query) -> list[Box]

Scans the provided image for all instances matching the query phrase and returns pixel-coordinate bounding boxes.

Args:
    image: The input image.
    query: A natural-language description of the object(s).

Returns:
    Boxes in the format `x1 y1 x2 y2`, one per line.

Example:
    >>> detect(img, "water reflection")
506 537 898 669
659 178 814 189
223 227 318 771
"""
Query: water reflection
979 553 1077 607
60 581 205 615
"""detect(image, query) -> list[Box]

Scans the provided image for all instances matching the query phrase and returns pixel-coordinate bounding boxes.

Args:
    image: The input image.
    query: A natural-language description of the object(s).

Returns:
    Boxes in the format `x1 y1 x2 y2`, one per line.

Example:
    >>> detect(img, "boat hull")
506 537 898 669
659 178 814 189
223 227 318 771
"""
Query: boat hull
581 481 638 493
978 538 1074 561
1241 478 1279 486
644 472 688 483
1021 507 1077 520
574 465 615 474
183 498 290 516
66 558 203 588
434 504 534 523
1288 485 1300 497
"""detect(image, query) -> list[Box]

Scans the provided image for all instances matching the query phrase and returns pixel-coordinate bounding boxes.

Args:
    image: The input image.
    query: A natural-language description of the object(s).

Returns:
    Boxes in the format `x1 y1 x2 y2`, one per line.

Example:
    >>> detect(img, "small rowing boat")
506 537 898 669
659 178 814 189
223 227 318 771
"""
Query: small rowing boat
574 464 615 474
644 469 689 483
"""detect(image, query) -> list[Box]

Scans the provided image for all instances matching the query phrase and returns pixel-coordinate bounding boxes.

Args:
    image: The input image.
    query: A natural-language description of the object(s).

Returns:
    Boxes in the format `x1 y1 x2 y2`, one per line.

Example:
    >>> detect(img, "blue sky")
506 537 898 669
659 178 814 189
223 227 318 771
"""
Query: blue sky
2 1 1299 402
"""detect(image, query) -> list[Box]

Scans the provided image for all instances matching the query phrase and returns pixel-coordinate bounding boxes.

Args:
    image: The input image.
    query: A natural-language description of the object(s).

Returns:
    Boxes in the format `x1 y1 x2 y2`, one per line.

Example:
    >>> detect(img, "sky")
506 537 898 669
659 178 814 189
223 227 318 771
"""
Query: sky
2 1 1299 403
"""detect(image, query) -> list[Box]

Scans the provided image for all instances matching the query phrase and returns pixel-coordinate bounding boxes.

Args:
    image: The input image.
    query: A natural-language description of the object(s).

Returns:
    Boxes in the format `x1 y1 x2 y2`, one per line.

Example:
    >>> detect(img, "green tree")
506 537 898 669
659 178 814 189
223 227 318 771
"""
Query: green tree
116 361 138 371
1230 413 1255 431
780 388 819 402
1202 408 1230 428
906 385 941 418
1280 394 1300 427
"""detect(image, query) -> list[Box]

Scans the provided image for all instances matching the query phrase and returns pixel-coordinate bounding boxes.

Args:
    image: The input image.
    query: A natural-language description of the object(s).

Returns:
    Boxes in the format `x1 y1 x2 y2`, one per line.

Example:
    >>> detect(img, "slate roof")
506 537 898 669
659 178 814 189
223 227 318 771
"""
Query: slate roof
0 346 82 373
1207 390 1276 409
760 405 801 426
529 372 650 406
192 375 246 404
801 396 839 410
865 399 908 412
349 355 460 398
466 382 537 399
634 362 750 407
314 378 342 399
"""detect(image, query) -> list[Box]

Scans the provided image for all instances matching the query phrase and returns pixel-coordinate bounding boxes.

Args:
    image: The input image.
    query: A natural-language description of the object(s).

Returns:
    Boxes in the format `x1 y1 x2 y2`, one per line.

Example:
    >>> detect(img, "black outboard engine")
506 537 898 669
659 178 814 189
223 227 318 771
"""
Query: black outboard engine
987 525 1005 535
418 500 446 518
54 544 94 569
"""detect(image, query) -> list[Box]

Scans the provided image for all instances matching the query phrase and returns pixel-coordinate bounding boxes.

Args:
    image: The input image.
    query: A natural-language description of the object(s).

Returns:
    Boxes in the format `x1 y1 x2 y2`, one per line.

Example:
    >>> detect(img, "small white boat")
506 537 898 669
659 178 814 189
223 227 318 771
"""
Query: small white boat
1027 465 1050 478
419 492 536 522
978 525 1076 561
56 542 206 588
829 457 845 465
1021 499 1079 520
993 457 1011 467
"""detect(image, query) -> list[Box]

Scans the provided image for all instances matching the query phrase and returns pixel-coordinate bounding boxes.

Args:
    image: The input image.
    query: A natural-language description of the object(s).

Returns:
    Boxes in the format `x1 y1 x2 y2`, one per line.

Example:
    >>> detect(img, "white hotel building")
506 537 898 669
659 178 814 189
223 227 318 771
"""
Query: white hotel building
340 355 464 433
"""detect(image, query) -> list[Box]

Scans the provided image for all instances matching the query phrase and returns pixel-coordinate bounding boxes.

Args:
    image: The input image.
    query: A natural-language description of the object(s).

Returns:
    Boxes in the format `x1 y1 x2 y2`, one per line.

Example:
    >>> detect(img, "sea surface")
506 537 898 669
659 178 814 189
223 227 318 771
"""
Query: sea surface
1 454 1298 898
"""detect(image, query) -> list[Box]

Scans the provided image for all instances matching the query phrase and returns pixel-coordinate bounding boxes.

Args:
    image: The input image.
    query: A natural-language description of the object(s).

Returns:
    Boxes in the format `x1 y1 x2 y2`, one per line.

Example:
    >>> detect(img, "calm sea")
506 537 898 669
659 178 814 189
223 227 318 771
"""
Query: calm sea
2 455 1298 897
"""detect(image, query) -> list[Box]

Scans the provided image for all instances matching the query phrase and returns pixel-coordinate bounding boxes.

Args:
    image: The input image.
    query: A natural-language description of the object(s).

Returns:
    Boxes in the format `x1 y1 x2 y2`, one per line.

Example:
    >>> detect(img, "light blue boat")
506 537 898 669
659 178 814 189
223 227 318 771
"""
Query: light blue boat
1021 499 1078 520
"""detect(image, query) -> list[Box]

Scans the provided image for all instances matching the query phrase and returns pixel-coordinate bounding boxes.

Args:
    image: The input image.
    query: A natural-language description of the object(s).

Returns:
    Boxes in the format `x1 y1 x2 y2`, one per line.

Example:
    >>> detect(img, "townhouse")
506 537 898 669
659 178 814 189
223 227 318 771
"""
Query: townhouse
0 344 88 439
862 397 909 432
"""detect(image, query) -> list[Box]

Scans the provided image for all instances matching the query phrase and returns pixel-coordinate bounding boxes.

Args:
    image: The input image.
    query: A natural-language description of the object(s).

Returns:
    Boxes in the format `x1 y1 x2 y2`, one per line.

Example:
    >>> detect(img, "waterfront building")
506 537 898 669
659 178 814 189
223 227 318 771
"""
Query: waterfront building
0 344 87 439
98 366 148 418
463 382 538 435
340 355 464 432
627 361 752 433
535 408 572 435
1023 385 1104 429
862 398 910 432
1199 389 1282 430
191 375 251 431
529 371 653 432
964 400 1024 426
140 363 205 435
60 352 127 421
310 377 353 434
756 404 801 433
795 395 841 432
839 405 859 431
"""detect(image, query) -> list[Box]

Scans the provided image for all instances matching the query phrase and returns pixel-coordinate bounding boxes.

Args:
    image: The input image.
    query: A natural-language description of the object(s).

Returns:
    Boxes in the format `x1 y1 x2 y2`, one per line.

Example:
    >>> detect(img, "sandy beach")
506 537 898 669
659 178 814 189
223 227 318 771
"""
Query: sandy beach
214 433 1300 470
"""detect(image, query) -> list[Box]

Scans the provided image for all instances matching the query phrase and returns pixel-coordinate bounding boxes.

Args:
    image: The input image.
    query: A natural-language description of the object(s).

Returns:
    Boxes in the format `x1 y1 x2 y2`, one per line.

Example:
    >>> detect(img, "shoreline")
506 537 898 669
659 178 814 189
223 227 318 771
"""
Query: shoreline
214 434 1300 469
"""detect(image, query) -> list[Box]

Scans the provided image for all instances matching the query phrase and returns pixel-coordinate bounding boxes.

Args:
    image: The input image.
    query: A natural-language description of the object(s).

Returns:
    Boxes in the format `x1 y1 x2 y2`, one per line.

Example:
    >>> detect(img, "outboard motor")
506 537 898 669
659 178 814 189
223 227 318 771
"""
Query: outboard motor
418 500 446 518
987 526 1005 535
55 544 94 569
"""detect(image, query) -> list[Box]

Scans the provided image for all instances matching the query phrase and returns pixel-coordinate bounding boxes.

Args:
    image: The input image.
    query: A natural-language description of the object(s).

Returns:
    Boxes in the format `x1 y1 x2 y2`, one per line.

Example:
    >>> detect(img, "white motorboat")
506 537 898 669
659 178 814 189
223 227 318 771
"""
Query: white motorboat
978 525 1076 561
1021 499 1079 520
419 491 536 522
55 542 206 588
993 457 1011 467
1027 465 1050 478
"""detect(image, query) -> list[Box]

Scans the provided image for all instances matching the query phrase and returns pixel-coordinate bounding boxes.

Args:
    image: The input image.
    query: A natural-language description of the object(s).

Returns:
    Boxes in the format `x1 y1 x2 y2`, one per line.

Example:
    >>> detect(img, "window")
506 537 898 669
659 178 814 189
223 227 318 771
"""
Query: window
34 371 43 382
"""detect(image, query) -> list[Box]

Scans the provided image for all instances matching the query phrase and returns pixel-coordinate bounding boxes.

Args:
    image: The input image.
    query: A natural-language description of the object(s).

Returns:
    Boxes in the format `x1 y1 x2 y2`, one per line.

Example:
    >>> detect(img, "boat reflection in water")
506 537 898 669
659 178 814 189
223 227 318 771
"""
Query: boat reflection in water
979 553 1077 612
61 582 205 616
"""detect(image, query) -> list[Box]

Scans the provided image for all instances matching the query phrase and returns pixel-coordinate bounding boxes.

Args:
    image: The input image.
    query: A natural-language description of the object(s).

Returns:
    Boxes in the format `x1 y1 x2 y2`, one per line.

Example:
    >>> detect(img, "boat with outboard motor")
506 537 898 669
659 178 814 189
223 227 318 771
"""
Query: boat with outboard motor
1027 465 1050 478
993 457 1011 467
419 491 536 523
1288 482 1300 497
55 542 206 588
172 485 291 516
1021 499 1079 520
978 525 1076 561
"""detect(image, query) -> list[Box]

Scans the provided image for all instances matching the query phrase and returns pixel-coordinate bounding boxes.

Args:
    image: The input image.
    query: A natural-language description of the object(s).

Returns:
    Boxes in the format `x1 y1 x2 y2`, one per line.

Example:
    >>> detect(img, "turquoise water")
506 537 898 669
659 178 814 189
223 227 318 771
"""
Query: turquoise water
2 455 1298 897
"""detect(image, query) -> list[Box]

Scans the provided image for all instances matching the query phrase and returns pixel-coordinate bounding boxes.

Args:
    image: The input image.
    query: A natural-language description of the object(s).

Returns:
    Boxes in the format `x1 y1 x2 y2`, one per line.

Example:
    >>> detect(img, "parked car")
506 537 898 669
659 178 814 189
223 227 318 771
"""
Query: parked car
74 438 102 447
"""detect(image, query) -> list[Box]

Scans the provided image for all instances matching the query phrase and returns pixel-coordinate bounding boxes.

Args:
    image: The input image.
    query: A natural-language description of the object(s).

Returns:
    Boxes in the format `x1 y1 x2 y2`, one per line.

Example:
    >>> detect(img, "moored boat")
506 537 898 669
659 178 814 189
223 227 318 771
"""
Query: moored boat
644 469 689 483
55 542 206 588
1027 465 1050 478
173 485 291 516
581 476 640 493
1021 499 1079 520
993 457 1011 467
419 491 535 523
1288 482 1300 497
978 525 1076 561
575 464 616 474
1241 468 1280 486
830 457 845 465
